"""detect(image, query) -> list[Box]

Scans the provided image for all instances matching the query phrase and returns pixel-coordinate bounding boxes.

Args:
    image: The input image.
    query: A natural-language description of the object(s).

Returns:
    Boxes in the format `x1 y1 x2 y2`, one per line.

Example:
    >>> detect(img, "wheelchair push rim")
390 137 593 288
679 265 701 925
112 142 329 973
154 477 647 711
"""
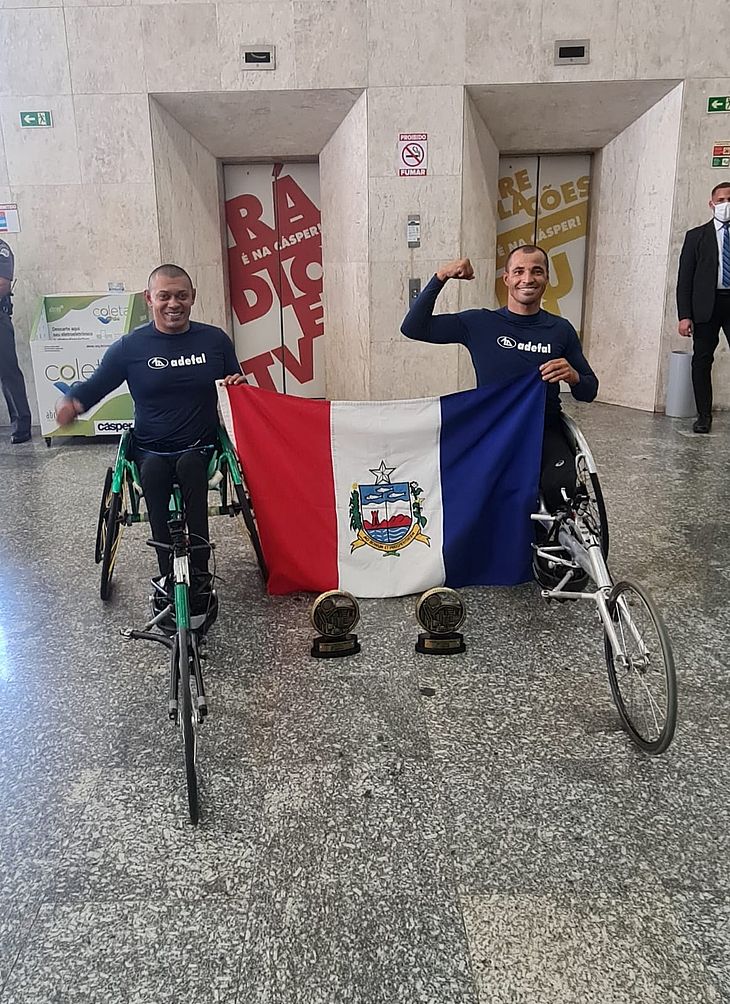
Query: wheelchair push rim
218 455 268 582
576 454 609 559
99 474 128 601
603 578 677 755
95 467 113 564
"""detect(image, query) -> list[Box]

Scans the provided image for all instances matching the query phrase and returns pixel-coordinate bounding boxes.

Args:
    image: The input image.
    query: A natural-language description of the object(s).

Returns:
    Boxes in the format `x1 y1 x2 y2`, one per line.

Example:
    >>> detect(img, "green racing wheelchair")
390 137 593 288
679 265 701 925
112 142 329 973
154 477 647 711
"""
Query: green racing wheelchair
94 426 267 601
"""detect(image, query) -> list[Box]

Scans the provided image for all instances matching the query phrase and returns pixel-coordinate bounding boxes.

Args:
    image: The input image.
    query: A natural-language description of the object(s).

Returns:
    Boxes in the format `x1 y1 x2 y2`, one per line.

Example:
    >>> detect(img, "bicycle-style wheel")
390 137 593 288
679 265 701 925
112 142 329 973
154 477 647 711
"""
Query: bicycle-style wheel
99 485 124 601
604 579 677 755
175 627 199 825
576 455 609 558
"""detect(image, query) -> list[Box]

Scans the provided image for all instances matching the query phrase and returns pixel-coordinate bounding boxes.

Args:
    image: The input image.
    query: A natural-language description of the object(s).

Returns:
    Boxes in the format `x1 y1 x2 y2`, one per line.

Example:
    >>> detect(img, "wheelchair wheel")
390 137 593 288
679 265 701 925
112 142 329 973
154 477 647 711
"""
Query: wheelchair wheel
576 455 609 558
233 482 268 582
174 629 199 826
604 579 677 755
99 482 125 601
95 467 113 564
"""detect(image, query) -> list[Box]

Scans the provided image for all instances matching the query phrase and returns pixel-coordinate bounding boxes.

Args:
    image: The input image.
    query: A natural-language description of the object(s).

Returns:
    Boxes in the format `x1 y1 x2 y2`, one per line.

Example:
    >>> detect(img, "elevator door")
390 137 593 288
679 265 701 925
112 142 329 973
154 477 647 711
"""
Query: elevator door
495 155 590 335
224 163 324 396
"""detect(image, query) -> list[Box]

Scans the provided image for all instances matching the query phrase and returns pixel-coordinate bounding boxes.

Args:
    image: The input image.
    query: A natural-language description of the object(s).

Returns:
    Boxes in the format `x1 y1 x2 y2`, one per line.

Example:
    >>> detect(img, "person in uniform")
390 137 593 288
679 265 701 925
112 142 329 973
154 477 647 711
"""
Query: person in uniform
56 263 245 616
0 239 32 444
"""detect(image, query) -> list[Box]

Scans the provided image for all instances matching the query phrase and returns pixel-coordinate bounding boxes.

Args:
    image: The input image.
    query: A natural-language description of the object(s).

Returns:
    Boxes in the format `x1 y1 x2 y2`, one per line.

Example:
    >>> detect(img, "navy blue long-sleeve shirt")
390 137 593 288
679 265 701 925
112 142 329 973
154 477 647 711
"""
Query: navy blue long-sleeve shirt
401 275 598 420
73 321 241 451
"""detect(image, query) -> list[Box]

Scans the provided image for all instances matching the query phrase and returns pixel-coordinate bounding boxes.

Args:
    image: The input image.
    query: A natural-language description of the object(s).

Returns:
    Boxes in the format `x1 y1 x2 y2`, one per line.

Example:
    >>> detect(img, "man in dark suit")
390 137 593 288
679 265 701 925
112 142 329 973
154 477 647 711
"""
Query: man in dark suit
677 181 730 433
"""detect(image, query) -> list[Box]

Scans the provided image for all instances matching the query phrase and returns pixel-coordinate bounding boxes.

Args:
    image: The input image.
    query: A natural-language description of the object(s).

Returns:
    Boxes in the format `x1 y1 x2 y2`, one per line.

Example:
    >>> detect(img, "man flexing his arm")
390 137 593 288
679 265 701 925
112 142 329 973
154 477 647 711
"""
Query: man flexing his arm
401 246 598 510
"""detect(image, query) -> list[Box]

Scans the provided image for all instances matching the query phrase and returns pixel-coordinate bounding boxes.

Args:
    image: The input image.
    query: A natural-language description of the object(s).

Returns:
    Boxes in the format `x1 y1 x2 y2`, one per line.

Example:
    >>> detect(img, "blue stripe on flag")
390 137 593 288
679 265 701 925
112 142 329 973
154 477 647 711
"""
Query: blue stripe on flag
440 372 546 587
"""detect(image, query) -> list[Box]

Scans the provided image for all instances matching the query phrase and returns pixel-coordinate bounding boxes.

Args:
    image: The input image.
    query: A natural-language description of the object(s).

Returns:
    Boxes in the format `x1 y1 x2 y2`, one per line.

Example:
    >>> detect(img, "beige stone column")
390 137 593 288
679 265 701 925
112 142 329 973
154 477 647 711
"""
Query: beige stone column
582 85 683 411
320 93 370 401
366 85 465 400
150 100 227 329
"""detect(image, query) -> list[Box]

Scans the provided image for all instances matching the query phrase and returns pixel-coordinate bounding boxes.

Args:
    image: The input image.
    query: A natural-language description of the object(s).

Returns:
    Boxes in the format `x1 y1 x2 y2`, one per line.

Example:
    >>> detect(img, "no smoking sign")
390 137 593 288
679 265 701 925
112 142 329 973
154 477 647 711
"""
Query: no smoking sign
398 133 428 177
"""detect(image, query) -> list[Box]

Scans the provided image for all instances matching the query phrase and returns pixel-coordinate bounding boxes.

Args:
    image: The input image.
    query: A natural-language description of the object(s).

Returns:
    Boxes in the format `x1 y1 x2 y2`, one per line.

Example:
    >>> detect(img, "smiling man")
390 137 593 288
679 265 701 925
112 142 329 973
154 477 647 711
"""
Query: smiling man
401 246 598 511
55 264 246 618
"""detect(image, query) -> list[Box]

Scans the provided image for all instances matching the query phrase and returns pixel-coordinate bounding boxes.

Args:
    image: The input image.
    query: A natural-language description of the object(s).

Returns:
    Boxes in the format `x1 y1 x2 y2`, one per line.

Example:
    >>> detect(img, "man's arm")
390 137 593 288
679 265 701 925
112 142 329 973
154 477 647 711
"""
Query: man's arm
564 326 598 401
55 339 127 425
539 325 598 402
401 258 474 345
676 230 696 337
0 278 11 297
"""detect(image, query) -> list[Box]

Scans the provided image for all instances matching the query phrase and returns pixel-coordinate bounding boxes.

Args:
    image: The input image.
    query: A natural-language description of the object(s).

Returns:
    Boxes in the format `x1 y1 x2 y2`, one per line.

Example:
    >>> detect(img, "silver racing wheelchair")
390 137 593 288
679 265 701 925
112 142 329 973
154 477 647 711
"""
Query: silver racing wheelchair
532 414 677 756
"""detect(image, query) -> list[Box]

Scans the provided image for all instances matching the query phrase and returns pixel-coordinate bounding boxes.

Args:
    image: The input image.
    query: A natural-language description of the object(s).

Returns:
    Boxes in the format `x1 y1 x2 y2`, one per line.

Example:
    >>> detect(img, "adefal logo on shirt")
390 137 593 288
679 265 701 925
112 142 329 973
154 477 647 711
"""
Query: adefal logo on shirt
147 352 208 371
171 353 207 368
498 336 552 354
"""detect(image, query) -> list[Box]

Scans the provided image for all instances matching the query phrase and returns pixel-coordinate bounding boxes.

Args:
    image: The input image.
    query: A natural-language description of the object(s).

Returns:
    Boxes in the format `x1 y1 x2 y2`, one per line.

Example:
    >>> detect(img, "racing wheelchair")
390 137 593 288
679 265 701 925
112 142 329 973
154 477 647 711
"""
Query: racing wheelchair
95 427 267 824
532 414 677 756
94 425 267 601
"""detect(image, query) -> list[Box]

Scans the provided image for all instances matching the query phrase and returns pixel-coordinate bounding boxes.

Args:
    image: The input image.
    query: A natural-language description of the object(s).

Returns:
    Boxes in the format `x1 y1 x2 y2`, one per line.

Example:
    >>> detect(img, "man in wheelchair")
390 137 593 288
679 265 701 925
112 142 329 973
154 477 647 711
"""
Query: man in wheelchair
401 246 599 588
56 264 246 619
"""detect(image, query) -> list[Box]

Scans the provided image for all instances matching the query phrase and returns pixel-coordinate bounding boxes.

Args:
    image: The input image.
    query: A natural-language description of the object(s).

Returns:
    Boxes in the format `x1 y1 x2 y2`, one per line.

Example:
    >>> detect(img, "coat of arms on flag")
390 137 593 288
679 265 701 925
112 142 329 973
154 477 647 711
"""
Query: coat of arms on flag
349 460 430 556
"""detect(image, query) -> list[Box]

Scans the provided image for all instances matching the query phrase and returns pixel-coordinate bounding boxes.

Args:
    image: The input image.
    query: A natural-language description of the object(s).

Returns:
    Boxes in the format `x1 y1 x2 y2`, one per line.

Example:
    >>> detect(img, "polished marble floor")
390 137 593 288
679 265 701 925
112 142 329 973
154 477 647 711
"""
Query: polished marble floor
0 402 728 1003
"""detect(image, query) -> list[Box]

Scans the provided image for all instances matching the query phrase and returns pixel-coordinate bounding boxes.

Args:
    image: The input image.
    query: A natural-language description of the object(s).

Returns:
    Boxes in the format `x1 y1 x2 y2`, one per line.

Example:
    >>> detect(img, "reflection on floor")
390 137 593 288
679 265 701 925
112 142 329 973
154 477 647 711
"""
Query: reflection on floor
0 402 728 1004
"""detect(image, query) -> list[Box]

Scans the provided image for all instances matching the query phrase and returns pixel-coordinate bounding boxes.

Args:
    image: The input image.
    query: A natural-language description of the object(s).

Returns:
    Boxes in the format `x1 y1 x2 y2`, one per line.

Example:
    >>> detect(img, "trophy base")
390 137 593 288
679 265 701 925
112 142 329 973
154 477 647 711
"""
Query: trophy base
311 633 361 659
415 631 466 656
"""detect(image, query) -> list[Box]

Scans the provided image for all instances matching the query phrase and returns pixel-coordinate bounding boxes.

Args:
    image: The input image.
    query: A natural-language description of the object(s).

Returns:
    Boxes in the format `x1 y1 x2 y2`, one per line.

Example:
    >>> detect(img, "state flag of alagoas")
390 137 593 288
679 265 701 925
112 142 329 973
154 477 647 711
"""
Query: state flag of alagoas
217 373 545 597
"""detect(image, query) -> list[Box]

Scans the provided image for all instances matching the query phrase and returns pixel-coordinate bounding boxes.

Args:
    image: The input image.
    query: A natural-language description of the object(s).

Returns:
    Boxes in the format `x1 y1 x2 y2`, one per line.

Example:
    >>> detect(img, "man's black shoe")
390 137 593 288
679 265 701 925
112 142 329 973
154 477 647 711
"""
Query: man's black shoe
150 575 174 623
693 416 712 434
190 570 219 633
10 431 31 444
191 570 214 616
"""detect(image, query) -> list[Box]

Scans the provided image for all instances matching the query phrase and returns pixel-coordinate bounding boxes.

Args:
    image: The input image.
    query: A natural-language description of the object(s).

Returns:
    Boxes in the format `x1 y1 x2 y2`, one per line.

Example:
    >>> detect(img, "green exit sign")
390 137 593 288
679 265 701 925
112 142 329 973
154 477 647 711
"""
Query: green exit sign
19 111 52 128
708 97 730 113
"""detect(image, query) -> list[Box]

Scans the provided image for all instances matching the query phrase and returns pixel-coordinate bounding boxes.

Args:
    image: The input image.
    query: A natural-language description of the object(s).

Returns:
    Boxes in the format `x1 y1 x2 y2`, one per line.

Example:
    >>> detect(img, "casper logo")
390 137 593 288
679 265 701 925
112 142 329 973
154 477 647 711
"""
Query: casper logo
95 421 134 434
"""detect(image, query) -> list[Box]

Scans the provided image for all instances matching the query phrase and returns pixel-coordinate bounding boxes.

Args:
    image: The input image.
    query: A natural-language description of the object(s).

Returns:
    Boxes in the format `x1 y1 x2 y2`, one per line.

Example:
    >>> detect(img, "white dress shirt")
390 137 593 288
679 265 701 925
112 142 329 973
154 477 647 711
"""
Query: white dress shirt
715 217 730 289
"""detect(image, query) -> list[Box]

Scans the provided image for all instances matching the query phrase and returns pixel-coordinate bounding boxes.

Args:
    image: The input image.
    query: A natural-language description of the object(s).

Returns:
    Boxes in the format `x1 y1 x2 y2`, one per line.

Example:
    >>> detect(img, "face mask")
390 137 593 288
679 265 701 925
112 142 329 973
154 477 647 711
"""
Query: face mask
713 201 730 223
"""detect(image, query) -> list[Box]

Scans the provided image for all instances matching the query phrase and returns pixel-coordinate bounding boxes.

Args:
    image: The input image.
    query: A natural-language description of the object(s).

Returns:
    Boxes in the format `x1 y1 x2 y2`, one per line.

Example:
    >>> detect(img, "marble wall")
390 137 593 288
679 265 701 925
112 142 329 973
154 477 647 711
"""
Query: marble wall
583 84 683 411
367 84 465 400
0 0 727 423
149 100 228 330
658 76 730 411
457 94 500 390
320 92 370 400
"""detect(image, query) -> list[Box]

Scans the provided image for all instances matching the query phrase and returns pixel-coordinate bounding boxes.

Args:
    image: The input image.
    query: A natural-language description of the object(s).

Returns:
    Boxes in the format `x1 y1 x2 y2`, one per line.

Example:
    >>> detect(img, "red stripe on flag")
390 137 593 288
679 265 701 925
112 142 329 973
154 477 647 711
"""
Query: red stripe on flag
224 385 337 594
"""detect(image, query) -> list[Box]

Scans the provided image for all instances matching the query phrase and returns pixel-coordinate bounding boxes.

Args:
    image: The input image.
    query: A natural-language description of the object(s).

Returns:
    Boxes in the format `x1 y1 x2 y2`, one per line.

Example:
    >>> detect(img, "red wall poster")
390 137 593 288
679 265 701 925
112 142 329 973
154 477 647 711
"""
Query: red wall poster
224 163 324 397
